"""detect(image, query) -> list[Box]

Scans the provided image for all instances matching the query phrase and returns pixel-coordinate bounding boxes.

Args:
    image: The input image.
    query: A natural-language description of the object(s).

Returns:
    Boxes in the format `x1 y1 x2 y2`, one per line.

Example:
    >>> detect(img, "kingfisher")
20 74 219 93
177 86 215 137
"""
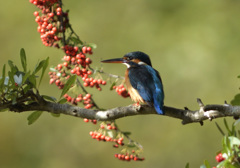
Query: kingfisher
101 51 164 115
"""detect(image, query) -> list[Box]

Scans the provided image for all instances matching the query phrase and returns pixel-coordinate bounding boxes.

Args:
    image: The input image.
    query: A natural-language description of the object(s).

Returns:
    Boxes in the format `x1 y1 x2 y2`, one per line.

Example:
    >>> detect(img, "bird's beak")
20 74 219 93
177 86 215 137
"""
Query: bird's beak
101 58 126 63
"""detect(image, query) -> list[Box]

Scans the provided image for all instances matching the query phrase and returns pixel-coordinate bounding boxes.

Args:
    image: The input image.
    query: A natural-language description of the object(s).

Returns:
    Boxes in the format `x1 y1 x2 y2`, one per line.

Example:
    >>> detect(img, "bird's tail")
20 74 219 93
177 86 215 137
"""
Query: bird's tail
153 100 164 115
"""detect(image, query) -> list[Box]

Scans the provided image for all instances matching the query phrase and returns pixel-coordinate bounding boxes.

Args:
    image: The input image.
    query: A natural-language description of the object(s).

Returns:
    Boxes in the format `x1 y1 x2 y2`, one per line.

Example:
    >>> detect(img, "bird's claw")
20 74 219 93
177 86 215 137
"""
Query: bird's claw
132 102 141 111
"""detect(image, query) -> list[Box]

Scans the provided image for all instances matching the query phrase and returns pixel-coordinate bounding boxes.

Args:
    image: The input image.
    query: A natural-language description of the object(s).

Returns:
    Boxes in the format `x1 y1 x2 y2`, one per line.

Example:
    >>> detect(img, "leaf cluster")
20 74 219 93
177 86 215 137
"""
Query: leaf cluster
0 48 49 124
200 119 240 168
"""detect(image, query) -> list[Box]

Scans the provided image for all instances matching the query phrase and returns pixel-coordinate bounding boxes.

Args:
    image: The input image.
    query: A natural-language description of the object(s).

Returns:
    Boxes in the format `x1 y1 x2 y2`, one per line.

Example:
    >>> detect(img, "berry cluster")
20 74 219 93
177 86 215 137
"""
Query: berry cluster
83 118 97 124
215 153 225 163
100 123 117 130
30 0 68 47
114 152 145 161
29 0 58 7
48 71 67 89
82 77 106 91
31 0 144 162
87 121 144 161
89 130 125 146
31 0 108 110
89 131 113 142
49 45 107 106
63 93 94 108
88 122 124 143
113 84 130 98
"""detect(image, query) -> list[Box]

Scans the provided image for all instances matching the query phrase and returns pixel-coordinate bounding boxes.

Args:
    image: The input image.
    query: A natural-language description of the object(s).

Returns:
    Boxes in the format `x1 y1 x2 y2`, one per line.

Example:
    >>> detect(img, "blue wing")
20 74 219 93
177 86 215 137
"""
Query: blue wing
128 64 164 114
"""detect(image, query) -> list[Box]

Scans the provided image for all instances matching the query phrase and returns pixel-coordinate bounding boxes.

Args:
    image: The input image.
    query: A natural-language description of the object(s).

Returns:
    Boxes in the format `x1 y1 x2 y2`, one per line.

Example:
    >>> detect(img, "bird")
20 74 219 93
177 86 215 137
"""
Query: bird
101 51 164 115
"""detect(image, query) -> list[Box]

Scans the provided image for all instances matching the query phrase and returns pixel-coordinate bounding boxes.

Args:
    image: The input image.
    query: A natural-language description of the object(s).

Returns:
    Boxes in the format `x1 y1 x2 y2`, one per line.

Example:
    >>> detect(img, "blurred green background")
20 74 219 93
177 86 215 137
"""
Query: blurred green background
1 0 240 167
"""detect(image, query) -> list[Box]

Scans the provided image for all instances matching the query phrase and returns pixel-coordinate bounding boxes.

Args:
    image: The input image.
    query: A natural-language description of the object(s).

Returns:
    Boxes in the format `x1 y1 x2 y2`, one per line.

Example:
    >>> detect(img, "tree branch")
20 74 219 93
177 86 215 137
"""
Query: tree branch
2 92 240 125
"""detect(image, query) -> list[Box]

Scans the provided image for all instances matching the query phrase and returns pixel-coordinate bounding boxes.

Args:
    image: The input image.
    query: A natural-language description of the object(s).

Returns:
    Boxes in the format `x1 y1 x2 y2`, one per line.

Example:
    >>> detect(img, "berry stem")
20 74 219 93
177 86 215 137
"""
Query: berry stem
89 67 124 80
76 78 100 110
58 0 66 46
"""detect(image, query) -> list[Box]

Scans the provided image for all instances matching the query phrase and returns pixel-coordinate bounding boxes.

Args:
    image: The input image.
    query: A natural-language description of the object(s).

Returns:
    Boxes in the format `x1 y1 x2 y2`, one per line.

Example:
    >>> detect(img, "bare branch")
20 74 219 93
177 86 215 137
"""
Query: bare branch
2 92 240 125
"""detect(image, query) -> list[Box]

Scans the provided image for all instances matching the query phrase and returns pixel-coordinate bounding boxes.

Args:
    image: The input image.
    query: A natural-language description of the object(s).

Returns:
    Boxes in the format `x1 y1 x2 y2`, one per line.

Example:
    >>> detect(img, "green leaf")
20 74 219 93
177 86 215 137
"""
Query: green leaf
107 130 114 138
228 136 240 146
0 108 8 112
8 71 15 85
33 60 45 75
22 71 31 84
60 75 76 98
185 163 189 168
8 60 18 73
8 60 14 70
88 43 97 49
122 131 131 136
28 74 36 88
2 64 6 78
39 57 49 86
51 113 60 117
234 119 240 126
203 160 211 168
69 36 82 44
42 95 57 102
200 165 206 168
110 81 116 90
58 98 67 104
0 64 6 88
12 97 17 105
231 123 236 136
23 84 31 94
222 136 232 154
224 119 231 135
27 111 43 125
20 48 27 72
231 94 240 106
215 122 225 136
126 144 136 148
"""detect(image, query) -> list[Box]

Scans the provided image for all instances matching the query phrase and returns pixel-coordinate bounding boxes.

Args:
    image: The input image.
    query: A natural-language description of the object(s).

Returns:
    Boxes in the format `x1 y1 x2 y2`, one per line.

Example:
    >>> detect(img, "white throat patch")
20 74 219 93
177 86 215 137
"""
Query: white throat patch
123 63 130 68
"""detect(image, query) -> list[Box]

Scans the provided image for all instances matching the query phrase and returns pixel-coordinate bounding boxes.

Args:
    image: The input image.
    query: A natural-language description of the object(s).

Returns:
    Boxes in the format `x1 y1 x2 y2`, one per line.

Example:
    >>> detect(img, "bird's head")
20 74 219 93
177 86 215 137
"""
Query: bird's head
101 51 152 68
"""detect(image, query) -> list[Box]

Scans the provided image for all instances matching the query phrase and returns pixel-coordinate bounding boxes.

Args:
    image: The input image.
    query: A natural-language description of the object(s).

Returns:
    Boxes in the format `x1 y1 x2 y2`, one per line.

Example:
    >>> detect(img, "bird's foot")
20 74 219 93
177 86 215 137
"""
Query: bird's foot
132 102 141 111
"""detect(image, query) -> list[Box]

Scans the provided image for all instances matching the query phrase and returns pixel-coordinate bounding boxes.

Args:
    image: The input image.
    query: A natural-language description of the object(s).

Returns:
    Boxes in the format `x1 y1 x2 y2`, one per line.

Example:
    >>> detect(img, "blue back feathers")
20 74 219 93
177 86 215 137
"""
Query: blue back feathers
128 63 164 114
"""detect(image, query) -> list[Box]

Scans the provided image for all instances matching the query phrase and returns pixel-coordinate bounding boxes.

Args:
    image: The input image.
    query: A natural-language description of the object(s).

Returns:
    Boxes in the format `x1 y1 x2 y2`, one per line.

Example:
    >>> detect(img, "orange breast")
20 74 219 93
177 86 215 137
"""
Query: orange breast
125 69 144 103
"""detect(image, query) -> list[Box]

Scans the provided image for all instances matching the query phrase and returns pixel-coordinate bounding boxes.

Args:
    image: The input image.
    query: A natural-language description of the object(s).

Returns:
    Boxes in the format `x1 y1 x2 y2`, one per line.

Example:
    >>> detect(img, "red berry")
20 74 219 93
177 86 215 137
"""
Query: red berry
125 155 130 161
33 11 39 16
86 47 92 53
57 64 62 70
83 118 89 122
119 137 124 141
71 69 76 74
64 56 71 61
82 46 87 54
89 131 93 136
107 125 112 130
56 7 62 12
55 79 60 85
67 96 72 102
48 12 54 17
63 62 68 67
100 124 105 129
74 46 79 52
86 58 92 64
76 97 82 102
49 78 55 84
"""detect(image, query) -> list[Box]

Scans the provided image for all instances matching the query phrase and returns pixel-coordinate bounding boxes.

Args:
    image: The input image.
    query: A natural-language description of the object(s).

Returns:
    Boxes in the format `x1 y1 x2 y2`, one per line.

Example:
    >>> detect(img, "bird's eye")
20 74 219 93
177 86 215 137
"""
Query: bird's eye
127 56 133 60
